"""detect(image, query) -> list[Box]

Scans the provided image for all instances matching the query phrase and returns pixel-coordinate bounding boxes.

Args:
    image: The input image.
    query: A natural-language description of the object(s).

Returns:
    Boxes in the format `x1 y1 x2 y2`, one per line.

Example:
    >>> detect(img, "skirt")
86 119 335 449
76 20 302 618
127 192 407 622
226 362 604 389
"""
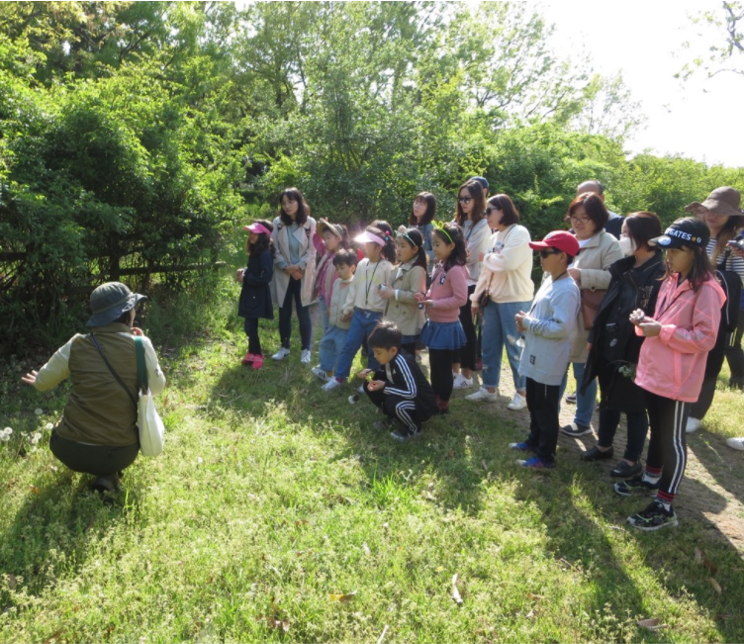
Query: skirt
420 320 466 350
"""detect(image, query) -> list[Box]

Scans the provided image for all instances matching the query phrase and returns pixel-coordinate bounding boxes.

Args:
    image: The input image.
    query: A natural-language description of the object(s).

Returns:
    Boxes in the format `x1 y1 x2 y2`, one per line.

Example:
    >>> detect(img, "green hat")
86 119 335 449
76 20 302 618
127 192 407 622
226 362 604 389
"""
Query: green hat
87 282 146 327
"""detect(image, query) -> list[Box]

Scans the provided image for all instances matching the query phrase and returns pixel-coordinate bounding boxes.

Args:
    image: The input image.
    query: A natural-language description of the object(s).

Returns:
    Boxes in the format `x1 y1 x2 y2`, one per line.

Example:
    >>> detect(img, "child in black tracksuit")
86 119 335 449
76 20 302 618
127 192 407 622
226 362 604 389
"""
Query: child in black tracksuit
360 321 436 442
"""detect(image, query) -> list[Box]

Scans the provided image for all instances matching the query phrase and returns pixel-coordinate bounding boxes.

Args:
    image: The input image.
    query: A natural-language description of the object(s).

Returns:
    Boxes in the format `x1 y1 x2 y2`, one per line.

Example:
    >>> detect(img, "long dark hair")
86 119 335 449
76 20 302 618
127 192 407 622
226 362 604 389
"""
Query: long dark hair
397 228 428 270
369 220 397 262
433 223 468 271
246 220 275 257
661 217 714 291
454 180 486 227
278 187 310 226
409 192 437 226
711 215 742 265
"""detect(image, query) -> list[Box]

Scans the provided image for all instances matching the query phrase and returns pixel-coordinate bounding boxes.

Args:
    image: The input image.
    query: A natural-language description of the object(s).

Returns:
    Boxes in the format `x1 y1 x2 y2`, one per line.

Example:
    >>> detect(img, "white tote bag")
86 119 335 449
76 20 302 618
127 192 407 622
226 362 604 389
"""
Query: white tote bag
136 337 165 457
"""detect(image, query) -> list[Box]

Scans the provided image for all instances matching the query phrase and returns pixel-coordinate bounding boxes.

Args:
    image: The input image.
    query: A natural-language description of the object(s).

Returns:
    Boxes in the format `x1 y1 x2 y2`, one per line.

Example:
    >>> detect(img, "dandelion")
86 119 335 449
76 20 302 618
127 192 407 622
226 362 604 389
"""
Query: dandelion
0 427 12 442
45 423 54 431
28 432 42 446
196 457 203 465
34 408 43 416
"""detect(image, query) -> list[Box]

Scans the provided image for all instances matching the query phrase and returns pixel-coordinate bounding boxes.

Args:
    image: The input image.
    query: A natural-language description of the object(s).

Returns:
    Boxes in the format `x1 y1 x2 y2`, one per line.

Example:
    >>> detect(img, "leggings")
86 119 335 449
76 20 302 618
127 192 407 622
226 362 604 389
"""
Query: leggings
244 318 262 356
429 348 454 402
279 277 312 351
725 313 744 388
644 390 690 499
454 285 477 370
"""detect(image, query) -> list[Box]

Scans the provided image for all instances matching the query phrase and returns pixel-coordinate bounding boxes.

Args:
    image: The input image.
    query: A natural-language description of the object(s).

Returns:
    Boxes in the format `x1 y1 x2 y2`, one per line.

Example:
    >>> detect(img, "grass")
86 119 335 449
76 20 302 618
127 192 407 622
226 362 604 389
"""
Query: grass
1 271 744 643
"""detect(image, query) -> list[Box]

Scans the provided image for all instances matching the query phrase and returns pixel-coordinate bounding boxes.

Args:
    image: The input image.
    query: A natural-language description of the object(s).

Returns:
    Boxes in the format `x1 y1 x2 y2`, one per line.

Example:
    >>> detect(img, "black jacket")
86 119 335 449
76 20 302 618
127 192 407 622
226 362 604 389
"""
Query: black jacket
238 250 274 320
582 252 665 411
373 352 436 415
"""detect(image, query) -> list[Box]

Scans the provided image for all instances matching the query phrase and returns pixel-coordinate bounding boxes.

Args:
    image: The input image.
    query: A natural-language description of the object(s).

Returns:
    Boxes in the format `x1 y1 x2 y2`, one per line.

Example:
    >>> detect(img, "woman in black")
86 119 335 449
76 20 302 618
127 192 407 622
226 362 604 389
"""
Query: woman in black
580 212 665 477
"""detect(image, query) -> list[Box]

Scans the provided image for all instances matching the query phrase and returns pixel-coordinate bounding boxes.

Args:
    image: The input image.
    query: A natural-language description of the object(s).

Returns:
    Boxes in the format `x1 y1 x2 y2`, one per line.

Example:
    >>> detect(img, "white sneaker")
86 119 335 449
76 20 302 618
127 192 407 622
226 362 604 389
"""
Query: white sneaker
271 347 290 360
507 392 527 411
358 384 365 393
466 387 499 402
452 373 473 389
726 436 744 451
686 417 702 433
300 349 311 364
311 366 330 382
322 378 344 391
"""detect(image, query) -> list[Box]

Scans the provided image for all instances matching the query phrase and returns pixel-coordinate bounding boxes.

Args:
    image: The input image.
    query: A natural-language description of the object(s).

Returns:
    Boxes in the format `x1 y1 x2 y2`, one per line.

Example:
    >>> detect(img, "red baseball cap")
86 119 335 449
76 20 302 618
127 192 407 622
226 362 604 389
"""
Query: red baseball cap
529 230 580 257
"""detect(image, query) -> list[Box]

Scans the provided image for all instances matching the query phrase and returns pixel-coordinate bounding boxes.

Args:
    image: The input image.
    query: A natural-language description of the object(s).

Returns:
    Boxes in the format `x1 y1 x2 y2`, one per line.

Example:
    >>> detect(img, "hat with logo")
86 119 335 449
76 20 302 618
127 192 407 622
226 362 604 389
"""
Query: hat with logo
529 230 581 258
649 217 710 250
87 282 146 327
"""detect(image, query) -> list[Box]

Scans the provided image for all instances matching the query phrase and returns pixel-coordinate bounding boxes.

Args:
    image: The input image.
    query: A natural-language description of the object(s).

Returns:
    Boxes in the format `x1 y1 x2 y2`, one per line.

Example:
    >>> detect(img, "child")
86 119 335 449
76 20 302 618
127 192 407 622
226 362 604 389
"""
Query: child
322 225 396 391
312 249 358 381
617 217 724 531
360 321 436 442
512 231 581 469
414 222 469 414
313 219 349 332
378 228 428 356
237 220 275 370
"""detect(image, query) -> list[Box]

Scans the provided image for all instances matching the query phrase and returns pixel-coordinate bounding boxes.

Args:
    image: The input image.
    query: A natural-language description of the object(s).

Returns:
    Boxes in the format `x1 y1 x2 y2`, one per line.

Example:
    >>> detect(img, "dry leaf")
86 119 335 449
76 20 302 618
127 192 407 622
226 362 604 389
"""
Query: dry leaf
447 450 455 459
637 618 667 631
452 574 463 606
710 578 722 594
29 485 41 495
42 630 63 644
295 520 308 527
525 609 534 619
527 593 543 600
694 547 704 563
6 574 17 590
704 557 718 576
329 592 357 603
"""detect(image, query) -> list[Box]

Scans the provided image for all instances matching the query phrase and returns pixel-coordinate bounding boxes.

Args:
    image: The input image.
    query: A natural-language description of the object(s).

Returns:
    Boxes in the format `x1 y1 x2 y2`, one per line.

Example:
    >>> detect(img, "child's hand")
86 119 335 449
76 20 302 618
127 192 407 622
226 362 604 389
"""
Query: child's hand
378 284 394 299
629 309 646 326
236 268 245 283
515 310 526 334
357 369 373 380
414 292 427 303
367 379 386 392
478 251 485 261
398 225 407 234
341 311 352 322
568 267 581 283
638 319 662 337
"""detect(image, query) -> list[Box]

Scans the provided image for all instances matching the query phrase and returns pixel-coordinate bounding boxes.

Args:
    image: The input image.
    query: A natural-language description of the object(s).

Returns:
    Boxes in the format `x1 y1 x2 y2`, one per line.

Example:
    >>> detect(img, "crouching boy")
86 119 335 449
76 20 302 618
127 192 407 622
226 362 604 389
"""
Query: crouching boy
513 231 581 469
360 321 436 442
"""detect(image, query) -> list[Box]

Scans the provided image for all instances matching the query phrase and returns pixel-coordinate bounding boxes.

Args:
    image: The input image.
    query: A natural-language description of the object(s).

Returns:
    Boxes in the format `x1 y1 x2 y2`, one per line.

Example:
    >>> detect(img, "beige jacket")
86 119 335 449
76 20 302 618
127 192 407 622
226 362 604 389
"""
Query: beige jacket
569 231 624 363
328 276 355 330
384 262 427 336
471 225 534 305
271 216 317 307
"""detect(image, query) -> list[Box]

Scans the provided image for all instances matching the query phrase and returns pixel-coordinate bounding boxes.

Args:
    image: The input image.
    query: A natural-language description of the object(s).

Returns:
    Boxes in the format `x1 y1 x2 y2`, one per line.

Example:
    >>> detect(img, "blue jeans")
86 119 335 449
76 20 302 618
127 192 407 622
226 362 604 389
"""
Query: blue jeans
481 300 530 391
333 308 382 380
319 325 349 373
560 361 597 428
318 296 330 333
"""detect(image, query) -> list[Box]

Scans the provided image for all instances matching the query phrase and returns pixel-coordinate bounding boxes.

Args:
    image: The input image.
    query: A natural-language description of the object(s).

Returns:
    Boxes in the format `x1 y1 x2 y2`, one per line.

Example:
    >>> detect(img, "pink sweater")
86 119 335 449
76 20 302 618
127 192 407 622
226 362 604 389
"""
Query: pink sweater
635 274 725 403
426 264 469 323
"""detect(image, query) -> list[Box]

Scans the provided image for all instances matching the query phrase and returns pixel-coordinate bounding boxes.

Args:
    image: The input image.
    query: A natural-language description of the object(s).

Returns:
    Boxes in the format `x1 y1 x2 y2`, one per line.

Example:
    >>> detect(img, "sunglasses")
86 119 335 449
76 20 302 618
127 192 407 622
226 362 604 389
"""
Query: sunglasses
539 249 562 259
485 206 501 216
458 197 473 204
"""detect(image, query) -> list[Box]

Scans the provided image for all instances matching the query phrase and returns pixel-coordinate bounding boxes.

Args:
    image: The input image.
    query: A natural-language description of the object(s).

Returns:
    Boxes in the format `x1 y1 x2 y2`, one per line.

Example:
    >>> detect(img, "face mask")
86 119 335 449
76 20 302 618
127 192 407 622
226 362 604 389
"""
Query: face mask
618 236 636 257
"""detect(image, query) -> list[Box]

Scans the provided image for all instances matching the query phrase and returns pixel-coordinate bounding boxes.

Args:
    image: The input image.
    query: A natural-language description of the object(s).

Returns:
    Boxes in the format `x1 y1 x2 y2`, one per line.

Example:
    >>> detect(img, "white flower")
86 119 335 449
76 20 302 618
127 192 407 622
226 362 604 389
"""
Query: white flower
28 432 42 446
196 457 204 465
34 408 43 416
44 423 54 431
0 428 11 443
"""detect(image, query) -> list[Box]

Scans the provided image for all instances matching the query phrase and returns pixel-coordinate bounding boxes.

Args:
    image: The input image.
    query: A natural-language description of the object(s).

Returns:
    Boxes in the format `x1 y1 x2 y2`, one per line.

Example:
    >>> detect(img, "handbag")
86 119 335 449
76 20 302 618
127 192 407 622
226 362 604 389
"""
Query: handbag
580 289 606 330
89 333 164 457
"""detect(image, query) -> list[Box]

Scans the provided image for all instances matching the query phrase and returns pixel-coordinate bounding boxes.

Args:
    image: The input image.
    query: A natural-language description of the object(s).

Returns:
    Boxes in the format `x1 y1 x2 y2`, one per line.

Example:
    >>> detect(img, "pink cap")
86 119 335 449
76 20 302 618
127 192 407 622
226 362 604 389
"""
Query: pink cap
243 222 272 236
354 231 385 246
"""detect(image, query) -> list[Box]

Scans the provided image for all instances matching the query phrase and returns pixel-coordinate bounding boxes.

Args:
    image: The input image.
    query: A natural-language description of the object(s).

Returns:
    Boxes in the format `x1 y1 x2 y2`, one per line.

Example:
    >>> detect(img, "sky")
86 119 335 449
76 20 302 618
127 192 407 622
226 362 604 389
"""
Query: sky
537 0 744 168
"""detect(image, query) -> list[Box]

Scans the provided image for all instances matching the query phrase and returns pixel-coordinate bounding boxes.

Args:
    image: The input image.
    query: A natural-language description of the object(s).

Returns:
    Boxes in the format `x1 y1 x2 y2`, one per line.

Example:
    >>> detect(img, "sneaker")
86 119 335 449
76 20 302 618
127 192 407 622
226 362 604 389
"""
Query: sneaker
627 499 678 531
686 417 702 433
580 446 614 461
358 384 365 394
452 373 473 389
300 349 312 364
390 428 421 442
466 387 499 402
613 475 659 497
726 436 744 451
252 355 265 370
610 460 642 478
517 456 555 469
271 347 290 360
322 378 344 391
561 422 593 437
509 441 532 452
311 366 330 382
565 392 577 404
241 352 255 365
373 418 395 431
507 392 527 411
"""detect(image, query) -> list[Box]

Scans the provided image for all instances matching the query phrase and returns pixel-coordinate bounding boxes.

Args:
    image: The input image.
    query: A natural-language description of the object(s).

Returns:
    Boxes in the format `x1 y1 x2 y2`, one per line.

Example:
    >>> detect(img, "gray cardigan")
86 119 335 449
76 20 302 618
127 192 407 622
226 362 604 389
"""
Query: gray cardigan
519 274 581 386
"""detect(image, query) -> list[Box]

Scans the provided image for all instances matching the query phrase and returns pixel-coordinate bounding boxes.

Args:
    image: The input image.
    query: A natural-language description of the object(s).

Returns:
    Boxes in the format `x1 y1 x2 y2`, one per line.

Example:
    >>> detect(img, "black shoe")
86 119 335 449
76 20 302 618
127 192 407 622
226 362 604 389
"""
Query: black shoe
627 499 678 531
613 475 659 497
391 428 421 442
580 446 614 461
611 460 642 478
91 474 120 494
561 422 593 437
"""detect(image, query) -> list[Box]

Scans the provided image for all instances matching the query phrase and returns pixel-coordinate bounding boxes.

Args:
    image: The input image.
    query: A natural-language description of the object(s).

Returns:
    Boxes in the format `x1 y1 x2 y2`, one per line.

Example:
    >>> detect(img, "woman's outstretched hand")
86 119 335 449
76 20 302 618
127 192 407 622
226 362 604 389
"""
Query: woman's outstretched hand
21 370 38 386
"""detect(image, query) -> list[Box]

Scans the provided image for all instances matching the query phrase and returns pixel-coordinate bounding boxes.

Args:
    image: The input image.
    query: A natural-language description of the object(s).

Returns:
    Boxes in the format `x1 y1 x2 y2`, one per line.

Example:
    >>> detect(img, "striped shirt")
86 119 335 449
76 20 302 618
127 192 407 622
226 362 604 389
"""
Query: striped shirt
707 238 744 308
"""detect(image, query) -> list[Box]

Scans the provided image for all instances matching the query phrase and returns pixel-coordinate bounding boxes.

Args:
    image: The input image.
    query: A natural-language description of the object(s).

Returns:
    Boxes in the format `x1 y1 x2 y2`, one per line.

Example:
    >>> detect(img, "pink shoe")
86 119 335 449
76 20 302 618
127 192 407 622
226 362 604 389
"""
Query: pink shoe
241 352 255 365
252 355 265 370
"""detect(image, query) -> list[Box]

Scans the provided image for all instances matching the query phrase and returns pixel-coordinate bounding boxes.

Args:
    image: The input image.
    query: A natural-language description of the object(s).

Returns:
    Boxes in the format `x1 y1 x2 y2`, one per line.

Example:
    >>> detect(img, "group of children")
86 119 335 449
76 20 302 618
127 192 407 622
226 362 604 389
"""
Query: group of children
237 188 726 531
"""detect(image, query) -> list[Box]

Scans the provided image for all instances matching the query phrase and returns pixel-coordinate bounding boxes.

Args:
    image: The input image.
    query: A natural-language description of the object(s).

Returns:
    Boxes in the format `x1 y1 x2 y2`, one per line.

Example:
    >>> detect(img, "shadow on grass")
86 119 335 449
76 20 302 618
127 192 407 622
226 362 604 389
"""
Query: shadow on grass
686 432 744 508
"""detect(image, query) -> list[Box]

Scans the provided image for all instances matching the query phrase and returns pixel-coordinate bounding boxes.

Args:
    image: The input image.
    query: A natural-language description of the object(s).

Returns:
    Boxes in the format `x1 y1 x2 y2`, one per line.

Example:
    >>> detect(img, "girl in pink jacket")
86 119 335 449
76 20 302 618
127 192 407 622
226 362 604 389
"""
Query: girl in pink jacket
615 218 725 531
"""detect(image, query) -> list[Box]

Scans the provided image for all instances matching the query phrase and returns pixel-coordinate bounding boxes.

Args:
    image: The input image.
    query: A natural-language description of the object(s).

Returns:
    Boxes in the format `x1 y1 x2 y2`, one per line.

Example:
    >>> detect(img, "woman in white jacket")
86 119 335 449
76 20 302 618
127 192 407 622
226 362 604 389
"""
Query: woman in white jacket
469 194 534 409
270 188 317 364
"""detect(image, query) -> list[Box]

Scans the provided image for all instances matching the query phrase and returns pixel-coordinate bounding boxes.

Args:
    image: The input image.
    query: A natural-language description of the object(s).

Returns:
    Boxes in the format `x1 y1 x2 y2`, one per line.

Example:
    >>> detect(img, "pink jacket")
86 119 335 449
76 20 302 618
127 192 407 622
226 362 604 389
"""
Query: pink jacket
426 264 469 323
635 274 725 402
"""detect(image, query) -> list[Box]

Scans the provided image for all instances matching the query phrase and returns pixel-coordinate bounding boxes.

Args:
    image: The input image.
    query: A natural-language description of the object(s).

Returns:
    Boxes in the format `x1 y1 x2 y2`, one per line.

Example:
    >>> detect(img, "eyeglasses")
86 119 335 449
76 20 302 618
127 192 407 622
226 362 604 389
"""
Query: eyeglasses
458 197 472 205
539 249 561 259
569 216 591 224
485 206 501 216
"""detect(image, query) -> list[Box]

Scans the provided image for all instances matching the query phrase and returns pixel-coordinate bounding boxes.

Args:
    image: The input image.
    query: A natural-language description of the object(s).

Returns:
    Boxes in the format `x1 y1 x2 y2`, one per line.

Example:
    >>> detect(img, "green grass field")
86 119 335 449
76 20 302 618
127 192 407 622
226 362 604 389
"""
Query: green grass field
2 273 743 643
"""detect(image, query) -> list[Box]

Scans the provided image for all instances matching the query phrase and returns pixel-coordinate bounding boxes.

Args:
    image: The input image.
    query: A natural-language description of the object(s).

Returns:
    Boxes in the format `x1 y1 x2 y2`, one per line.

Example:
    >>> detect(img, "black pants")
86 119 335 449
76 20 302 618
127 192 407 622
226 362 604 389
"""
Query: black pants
279 278 312 351
690 327 727 419
50 430 138 477
429 348 454 402
244 317 262 356
644 390 689 498
524 377 560 464
596 405 648 463
365 386 431 435
454 284 476 371
725 314 744 388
